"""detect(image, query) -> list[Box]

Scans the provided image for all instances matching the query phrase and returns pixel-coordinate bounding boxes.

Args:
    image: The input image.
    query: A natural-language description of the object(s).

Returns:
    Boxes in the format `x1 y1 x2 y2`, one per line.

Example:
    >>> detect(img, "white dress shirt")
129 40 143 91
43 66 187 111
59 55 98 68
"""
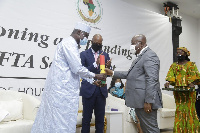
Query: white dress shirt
91 48 100 68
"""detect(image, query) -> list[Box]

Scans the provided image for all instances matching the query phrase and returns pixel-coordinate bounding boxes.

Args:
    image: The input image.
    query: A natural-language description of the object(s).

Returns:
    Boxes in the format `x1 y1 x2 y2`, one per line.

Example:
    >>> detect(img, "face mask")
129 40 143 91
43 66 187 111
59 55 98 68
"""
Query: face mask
130 45 136 55
80 37 88 45
115 82 121 88
177 55 186 61
92 43 102 52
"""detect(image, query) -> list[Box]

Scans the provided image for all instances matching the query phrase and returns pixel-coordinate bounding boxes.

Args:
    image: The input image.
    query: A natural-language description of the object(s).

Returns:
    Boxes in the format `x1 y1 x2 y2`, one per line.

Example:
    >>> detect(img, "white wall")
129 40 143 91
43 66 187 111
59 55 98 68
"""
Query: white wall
179 13 199 69
122 0 200 95
123 0 200 69
122 0 163 14
198 19 200 68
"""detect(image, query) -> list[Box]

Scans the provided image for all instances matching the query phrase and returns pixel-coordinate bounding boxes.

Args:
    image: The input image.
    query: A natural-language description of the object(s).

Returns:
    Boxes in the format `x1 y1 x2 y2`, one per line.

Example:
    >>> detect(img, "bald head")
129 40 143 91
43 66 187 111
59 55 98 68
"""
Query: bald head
132 34 146 44
92 34 103 43
91 34 103 52
131 34 147 55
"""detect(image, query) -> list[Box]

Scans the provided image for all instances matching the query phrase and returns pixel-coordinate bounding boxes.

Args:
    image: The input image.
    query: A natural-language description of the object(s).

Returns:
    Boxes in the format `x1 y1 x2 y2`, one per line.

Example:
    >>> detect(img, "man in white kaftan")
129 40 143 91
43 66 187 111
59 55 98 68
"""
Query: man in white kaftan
31 22 105 133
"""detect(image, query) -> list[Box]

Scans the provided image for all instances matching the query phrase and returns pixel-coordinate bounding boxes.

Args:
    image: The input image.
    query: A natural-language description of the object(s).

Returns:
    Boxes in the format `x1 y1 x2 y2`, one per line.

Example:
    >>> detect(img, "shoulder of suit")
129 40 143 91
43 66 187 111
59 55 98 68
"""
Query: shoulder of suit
80 50 85 54
144 48 157 56
103 51 110 56
144 49 160 61
81 48 90 54
80 50 87 56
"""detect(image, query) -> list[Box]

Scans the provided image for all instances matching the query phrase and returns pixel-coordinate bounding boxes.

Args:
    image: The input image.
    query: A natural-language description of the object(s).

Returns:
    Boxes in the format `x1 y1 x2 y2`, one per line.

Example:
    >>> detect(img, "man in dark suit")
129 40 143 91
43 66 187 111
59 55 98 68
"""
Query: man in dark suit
105 34 162 133
80 34 111 133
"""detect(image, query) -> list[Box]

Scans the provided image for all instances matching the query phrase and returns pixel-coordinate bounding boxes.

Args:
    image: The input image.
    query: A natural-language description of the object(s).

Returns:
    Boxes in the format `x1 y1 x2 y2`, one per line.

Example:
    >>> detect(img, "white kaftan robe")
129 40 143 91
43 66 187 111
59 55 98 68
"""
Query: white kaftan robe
31 36 95 133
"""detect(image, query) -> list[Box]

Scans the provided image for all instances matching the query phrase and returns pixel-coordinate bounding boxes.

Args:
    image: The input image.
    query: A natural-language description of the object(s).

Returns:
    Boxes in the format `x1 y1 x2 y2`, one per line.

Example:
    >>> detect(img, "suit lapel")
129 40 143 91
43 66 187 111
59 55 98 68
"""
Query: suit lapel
127 47 150 74
87 48 95 64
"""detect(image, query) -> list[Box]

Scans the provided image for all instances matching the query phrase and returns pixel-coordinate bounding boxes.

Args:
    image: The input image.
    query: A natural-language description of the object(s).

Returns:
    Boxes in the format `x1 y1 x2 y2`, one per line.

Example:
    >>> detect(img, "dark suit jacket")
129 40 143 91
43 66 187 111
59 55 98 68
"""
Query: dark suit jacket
80 48 110 98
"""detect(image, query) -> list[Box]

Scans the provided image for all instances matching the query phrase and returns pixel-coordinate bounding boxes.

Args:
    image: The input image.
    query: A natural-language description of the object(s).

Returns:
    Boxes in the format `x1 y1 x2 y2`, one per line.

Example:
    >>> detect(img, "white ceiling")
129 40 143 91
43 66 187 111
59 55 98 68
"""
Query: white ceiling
149 0 200 19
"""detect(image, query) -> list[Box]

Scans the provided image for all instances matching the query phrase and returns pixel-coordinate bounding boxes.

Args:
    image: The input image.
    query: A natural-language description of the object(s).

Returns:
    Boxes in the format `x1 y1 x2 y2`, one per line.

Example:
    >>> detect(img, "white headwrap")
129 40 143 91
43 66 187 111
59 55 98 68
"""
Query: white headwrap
74 22 91 34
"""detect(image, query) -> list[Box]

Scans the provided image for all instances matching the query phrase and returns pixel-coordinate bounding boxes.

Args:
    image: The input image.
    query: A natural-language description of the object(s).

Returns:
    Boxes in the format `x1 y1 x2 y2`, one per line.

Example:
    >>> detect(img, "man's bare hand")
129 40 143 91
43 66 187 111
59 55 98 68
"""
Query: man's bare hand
164 82 169 88
105 59 112 68
95 74 106 80
93 80 107 87
93 80 101 87
100 81 107 87
189 83 195 88
144 103 152 113
104 68 113 76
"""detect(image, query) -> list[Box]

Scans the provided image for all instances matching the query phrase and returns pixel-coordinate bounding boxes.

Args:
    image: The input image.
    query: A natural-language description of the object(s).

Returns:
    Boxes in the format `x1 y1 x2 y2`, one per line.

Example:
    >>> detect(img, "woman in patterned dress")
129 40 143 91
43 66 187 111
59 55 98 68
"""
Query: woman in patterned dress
164 47 200 133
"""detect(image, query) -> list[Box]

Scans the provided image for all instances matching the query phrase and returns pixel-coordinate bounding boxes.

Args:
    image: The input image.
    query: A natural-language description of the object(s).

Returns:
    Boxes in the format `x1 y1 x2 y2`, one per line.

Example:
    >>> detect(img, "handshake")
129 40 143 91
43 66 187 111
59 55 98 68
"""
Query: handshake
94 68 114 87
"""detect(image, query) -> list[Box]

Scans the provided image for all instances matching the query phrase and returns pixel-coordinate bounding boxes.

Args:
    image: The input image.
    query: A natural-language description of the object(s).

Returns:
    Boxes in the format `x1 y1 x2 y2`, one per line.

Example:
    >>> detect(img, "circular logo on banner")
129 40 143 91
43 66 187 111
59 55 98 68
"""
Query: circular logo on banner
77 0 103 25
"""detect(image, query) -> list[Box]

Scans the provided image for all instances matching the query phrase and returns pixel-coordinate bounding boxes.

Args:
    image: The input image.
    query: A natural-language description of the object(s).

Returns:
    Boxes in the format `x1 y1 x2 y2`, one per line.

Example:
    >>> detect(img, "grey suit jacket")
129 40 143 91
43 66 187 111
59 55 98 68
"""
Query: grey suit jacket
114 47 162 109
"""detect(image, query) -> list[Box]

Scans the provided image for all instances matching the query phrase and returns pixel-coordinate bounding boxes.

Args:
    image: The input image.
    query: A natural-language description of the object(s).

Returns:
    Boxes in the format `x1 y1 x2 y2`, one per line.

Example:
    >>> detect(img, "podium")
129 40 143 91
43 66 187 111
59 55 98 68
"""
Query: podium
105 111 123 133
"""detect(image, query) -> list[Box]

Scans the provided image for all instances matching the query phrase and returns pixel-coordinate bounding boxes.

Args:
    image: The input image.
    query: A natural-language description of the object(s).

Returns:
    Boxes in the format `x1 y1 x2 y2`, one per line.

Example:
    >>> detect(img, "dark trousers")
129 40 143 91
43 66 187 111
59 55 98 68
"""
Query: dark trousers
81 87 106 133
196 99 200 121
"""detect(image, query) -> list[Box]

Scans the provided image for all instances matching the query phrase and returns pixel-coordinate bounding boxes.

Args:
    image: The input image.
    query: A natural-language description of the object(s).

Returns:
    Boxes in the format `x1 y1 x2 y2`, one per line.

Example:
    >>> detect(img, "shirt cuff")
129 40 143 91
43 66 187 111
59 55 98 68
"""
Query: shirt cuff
91 73 95 78
86 77 95 84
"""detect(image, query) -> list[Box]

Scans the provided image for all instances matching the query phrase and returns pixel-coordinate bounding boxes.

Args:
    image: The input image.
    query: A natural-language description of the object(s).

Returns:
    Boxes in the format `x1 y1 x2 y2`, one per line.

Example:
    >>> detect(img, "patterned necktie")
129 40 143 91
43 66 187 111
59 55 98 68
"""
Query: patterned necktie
95 52 99 69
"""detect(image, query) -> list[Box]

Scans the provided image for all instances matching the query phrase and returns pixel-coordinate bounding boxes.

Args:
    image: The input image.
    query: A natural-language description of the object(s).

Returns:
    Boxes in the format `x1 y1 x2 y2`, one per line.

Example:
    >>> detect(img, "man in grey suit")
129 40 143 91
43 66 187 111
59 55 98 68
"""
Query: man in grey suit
105 34 162 133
